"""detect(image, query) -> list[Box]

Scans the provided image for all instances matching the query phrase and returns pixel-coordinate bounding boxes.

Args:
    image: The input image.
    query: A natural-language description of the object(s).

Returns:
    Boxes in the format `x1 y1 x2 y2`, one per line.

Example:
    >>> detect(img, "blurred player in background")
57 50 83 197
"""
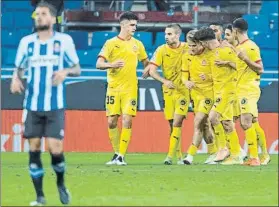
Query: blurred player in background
96 12 149 166
233 18 269 166
182 30 217 165
209 22 224 43
194 28 242 164
10 2 80 205
143 23 189 165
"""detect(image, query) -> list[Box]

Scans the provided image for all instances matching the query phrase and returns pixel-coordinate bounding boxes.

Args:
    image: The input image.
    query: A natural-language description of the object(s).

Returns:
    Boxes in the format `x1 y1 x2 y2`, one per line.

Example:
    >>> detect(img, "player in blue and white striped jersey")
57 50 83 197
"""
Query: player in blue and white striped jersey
10 2 80 206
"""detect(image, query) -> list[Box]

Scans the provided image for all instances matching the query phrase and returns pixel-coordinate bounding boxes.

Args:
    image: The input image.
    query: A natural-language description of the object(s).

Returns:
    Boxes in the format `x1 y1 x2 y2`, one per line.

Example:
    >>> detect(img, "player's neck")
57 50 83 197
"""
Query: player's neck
233 40 239 47
211 39 220 49
168 41 181 49
238 34 249 44
38 30 54 41
118 32 132 41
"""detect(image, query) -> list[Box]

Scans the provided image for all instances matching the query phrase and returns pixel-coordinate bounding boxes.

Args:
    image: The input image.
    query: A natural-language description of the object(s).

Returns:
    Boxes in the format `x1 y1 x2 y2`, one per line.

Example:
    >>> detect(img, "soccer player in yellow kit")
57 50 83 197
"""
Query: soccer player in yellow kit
96 12 149 165
209 22 224 43
143 24 189 165
225 23 270 165
232 18 268 166
194 27 242 163
182 30 217 165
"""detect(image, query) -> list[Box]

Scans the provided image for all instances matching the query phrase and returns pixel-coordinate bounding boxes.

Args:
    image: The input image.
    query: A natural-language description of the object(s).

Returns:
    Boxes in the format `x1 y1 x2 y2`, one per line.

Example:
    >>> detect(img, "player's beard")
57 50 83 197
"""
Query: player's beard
36 24 51 32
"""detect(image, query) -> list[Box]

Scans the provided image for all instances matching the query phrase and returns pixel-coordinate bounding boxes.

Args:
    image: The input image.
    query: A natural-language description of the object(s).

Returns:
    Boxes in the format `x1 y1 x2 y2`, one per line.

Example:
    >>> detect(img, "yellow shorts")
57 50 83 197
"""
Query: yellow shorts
191 89 214 115
237 94 260 118
163 89 190 120
106 89 137 117
212 93 235 121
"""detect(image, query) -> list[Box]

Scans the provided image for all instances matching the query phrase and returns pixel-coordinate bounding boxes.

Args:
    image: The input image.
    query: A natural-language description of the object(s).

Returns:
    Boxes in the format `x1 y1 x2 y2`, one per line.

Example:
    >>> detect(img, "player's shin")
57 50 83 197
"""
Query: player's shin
51 153 66 186
119 127 132 157
167 127 181 158
29 151 45 198
245 125 259 159
253 122 268 155
226 130 240 156
108 127 120 154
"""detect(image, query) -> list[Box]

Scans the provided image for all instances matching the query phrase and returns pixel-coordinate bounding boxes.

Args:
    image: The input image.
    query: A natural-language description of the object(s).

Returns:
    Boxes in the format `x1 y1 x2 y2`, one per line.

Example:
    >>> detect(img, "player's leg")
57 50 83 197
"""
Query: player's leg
239 96 260 166
168 119 183 163
45 109 70 204
23 110 46 206
106 90 121 164
203 118 218 164
184 112 207 165
252 117 270 165
117 90 137 165
209 96 230 162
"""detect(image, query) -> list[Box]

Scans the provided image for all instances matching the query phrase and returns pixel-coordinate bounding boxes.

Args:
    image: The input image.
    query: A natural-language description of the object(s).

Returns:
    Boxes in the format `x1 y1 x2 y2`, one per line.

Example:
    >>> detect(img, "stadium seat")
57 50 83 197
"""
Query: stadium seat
3 48 17 66
269 13 279 32
261 49 279 68
1 30 20 48
242 14 269 33
77 49 99 68
64 0 84 9
2 1 32 11
67 31 89 50
91 31 117 48
259 1 278 15
134 32 153 50
253 33 272 48
1 12 14 29
14 12 33 28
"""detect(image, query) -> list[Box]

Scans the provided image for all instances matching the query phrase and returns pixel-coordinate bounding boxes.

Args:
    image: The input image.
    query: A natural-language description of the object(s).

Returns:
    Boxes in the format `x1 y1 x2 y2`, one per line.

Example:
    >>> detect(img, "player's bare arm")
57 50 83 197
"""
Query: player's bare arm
141 58 150 78
149 64 175 89
237 50 263 75
215 60 236 69
52 63 81 86
10 67 25 94
96 57 125 70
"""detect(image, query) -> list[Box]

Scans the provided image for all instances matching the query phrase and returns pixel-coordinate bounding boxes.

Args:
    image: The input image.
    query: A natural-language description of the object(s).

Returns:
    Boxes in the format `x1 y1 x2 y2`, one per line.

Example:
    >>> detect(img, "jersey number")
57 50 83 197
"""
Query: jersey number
106 96 115 104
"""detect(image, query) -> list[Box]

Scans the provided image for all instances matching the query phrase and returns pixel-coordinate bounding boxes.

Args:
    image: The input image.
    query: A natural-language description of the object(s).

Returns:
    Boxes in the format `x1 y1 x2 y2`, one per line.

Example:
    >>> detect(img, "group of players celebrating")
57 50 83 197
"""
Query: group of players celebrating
97 12 271 167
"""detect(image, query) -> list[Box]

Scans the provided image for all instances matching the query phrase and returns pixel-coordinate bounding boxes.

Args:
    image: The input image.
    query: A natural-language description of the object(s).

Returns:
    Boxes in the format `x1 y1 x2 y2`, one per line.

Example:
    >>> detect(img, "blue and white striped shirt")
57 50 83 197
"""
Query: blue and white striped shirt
15 32 79 111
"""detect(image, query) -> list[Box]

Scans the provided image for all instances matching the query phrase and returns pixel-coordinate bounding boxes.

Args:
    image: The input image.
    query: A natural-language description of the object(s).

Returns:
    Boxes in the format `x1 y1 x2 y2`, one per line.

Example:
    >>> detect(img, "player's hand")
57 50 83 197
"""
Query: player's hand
52 70 68 86
184 81 195 89
163 80 175 89
237 49 248 61
10 78 24 94
215 60 229 66
110 60 125 68
199 73 206 81
142 66 150 79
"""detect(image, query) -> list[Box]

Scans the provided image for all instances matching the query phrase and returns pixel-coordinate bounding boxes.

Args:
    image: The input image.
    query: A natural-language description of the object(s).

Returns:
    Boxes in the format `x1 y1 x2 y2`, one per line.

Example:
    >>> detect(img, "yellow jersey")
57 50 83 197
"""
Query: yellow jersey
236 39 262 95
182 48 213 93
98 36 148 91
210 46 238 93
150 42 188 92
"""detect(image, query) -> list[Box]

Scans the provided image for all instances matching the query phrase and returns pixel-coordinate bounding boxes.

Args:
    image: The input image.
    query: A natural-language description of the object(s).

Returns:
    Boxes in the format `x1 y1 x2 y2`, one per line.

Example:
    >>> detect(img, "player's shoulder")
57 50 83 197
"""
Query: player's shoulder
19 33 37 44
55 32 74 42
104 36 120 45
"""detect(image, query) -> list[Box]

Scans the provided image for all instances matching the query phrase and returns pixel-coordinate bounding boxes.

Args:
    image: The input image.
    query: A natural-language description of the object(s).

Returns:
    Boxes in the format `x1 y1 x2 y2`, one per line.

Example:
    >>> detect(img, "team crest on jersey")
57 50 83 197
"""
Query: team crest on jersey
205 98 212 105
132 45 138 52
180 99 187 106
241 98 248 105
216 97 221 103
131 99 137 106
54 42 61 53
201 59 207 65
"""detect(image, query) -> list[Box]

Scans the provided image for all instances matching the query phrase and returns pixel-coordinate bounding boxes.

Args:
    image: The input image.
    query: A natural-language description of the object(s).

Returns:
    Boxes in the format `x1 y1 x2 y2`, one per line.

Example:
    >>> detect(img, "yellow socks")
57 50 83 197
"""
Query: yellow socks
108 128 120 153
119 128 132 156
245 125 258 158
176 138 183 159
226 130 240 156
253 122 268 154
213 123 226 149
187 144 198 156
207 141 217 155
167 127 181 158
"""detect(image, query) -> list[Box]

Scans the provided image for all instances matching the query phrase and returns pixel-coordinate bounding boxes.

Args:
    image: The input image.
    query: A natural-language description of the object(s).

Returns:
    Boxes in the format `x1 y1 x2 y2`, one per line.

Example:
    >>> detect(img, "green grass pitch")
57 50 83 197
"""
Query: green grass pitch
1 153 278 206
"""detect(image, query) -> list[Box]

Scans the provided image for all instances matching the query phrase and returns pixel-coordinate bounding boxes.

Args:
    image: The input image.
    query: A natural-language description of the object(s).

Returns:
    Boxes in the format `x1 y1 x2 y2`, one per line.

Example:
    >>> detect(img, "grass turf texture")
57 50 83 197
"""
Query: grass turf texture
1 153 278 206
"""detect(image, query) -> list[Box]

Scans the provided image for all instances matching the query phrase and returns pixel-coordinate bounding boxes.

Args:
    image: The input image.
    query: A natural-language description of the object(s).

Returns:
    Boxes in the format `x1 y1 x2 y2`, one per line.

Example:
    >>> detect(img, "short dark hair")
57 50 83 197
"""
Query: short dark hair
119 12 138 22
232 18 248 32
186 29 198 42
194 27 216 41
36 1 57 17
225 24 233 32
166 23 182 34
209 22 223 31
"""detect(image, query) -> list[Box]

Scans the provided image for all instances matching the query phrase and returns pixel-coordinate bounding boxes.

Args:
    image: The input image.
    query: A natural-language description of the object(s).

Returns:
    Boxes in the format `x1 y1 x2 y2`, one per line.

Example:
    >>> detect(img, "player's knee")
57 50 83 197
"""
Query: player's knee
108 117 118 129
241 122 252 130
29 139 41 151
252 117 258 123
222 121 234 133
122 115 132 128
173 119 183 127
29 151 44 178
50 153 65 173
194 116 205 130
209 112 218 126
